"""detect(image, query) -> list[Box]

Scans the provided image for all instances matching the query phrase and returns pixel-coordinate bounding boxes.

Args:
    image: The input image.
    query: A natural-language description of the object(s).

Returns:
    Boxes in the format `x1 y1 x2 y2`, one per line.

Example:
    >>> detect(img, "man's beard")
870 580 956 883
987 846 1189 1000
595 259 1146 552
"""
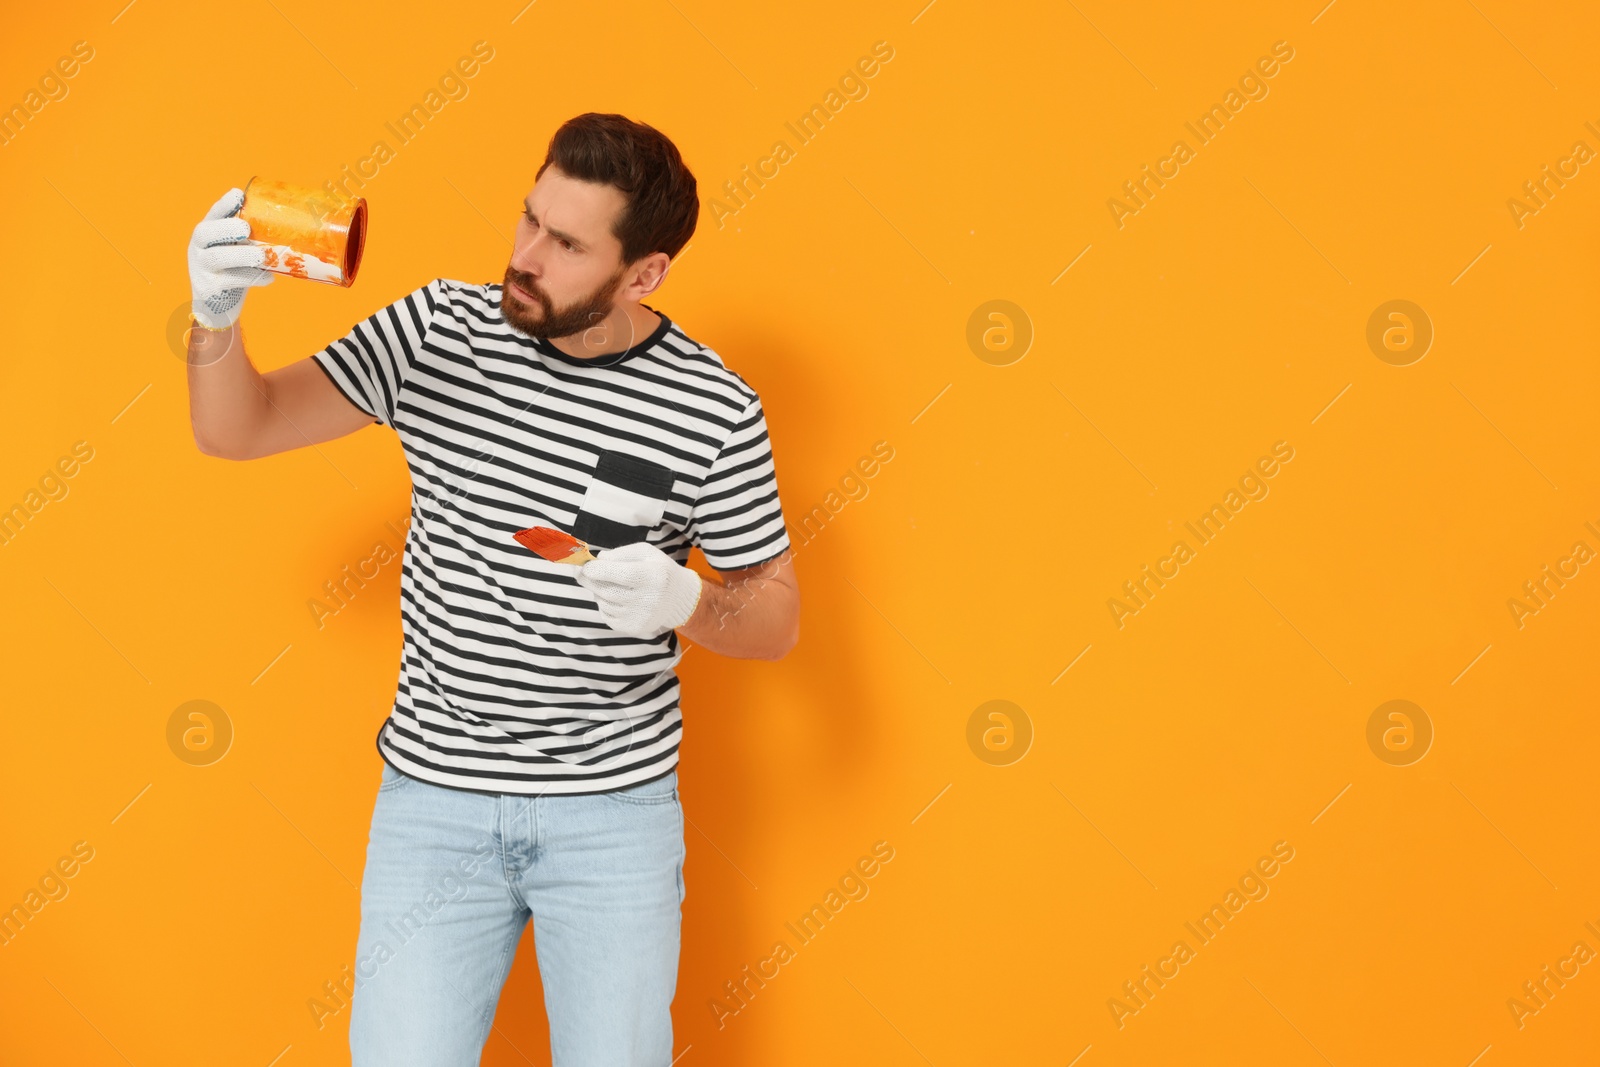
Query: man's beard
500 263 629 343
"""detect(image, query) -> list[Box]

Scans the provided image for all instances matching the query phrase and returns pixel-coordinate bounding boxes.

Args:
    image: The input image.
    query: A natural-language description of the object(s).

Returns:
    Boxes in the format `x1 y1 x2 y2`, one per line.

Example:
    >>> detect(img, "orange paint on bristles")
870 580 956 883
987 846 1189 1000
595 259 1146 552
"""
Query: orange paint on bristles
513 526 589 563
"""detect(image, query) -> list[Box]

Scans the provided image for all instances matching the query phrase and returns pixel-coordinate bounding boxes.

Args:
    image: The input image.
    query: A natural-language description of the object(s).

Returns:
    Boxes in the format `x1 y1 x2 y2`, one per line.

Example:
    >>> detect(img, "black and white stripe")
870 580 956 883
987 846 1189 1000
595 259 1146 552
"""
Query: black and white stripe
313 278 790 796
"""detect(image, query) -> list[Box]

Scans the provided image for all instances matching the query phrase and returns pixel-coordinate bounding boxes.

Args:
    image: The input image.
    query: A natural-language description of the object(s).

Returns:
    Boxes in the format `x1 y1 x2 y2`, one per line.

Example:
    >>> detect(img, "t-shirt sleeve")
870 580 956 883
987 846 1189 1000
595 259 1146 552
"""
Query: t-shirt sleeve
312 278 446 428
689 393 792 571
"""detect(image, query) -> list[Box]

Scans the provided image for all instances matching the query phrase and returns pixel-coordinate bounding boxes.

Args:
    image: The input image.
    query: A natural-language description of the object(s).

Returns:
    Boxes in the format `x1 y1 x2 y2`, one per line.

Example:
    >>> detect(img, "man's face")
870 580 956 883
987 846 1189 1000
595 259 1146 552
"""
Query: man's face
502 167 634 341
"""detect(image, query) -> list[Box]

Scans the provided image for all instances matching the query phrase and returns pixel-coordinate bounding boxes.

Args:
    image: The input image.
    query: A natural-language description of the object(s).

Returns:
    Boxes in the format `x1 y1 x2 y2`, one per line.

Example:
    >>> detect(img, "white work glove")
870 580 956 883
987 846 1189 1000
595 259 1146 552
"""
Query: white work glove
188 187 274 330
575 542 703 639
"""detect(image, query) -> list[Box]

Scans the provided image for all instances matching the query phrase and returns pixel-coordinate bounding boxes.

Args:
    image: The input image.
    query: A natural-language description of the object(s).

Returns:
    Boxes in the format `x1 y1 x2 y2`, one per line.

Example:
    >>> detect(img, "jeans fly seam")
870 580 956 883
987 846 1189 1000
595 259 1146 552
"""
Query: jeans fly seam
495 797 529 912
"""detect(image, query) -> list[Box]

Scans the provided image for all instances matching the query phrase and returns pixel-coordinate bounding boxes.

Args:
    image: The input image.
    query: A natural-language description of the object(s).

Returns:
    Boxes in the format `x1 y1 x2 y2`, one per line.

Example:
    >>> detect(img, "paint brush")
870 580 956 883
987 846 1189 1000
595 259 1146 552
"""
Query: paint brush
512 525 594 565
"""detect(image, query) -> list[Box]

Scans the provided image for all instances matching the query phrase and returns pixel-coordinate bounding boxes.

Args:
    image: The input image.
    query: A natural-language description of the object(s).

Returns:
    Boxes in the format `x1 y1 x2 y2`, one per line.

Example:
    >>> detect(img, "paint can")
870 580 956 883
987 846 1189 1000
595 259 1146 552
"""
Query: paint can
238 177 367 287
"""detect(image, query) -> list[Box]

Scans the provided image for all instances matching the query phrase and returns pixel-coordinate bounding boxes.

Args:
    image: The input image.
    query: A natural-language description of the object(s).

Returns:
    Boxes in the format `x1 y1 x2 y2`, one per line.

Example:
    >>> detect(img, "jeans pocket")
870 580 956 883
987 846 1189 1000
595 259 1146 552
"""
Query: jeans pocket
605 769 677 806
377 761 412 794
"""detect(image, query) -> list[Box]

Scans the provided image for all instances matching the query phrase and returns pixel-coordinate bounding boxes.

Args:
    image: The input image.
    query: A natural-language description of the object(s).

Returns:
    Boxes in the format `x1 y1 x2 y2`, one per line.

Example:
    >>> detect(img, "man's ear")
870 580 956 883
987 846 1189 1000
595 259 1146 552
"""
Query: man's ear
629 251 673 297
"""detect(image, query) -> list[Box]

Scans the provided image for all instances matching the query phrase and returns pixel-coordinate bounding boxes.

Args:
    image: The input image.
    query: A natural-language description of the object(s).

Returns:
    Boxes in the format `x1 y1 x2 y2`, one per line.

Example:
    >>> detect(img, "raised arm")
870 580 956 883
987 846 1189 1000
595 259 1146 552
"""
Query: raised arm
187 326 377 460
184 187 375 461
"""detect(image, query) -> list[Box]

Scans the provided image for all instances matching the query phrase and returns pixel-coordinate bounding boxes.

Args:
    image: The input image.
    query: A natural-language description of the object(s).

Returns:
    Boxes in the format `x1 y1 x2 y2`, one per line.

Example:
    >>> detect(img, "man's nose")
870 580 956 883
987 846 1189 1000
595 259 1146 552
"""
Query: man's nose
510 232 543 276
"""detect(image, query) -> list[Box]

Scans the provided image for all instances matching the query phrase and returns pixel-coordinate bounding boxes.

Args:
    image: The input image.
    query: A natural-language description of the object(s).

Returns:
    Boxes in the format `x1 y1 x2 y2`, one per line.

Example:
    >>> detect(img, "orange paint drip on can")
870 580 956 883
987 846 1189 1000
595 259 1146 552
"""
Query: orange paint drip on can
238 176 368 287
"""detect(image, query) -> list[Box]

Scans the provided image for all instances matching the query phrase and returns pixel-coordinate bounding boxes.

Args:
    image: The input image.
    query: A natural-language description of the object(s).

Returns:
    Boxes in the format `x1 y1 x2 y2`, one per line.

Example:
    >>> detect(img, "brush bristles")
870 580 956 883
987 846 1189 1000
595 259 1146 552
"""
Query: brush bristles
513 526 583 562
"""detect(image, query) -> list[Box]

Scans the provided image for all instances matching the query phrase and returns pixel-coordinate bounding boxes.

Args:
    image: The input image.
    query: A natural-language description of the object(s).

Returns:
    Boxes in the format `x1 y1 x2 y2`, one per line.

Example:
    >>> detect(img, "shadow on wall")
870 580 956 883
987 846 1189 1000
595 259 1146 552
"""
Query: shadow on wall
669 325 883 1058
480 320 882 1064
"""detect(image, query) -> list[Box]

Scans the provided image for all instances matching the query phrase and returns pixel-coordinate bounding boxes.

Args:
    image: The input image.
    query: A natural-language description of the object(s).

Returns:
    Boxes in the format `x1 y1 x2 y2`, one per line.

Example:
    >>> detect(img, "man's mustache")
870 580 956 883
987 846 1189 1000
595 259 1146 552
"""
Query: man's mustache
506 272 542 299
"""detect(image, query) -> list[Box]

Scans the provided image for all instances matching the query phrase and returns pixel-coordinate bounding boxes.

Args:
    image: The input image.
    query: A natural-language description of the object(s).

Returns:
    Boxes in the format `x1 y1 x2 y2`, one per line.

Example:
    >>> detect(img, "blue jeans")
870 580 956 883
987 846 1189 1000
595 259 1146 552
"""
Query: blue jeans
349 760 686 1066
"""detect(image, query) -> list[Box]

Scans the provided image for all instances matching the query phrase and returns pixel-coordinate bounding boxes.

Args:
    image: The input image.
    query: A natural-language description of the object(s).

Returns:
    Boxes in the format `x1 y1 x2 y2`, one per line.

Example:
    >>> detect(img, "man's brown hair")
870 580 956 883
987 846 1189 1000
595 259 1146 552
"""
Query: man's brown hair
537 113 698 264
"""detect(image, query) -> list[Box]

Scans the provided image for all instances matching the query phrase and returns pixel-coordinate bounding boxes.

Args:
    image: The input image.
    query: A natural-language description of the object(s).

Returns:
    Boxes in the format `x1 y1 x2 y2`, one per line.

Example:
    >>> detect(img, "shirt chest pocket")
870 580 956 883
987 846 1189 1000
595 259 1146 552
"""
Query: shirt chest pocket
572 450 677 550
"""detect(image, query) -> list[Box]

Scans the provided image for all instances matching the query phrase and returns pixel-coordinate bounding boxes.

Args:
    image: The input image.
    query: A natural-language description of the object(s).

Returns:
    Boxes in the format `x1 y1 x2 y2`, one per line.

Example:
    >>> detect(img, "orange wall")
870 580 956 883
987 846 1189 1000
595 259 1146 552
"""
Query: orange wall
2 1 1597 1064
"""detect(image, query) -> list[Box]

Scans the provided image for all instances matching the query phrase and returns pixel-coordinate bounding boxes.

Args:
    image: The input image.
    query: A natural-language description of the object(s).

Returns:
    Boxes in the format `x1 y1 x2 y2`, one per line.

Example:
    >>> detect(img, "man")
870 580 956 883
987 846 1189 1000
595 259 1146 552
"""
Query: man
184 113 799 1065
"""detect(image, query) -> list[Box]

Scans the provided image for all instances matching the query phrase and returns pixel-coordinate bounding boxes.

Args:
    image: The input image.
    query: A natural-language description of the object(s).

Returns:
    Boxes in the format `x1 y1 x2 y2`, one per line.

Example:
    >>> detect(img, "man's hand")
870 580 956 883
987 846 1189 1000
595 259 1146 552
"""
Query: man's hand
189 187 274 330
576 542 703 639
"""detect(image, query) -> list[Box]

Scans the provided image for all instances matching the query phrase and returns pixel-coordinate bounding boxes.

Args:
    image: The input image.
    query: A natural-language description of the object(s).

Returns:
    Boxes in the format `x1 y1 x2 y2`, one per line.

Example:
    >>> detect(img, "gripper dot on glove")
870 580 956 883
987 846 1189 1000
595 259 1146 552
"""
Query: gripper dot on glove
187 188 276 330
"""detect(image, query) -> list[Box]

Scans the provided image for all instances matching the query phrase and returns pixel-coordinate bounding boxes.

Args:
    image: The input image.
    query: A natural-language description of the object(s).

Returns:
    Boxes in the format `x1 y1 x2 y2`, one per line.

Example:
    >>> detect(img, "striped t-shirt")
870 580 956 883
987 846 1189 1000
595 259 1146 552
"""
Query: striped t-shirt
312 278 791 796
